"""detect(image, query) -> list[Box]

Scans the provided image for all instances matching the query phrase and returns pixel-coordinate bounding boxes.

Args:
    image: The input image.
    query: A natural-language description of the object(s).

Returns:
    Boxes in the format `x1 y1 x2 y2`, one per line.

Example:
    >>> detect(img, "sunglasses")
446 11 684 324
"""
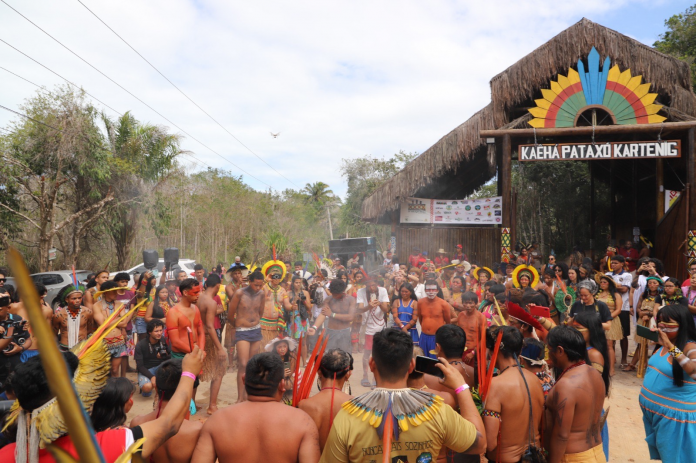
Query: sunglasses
0 279 6 283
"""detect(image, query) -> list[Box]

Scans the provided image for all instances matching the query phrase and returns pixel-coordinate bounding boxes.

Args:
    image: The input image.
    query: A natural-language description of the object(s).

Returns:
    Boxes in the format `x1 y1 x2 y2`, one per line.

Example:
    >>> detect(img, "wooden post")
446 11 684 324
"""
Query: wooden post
689 128 696 229
610 160 615 241
589 162 595 259
502 134 512 232
656 159 665 222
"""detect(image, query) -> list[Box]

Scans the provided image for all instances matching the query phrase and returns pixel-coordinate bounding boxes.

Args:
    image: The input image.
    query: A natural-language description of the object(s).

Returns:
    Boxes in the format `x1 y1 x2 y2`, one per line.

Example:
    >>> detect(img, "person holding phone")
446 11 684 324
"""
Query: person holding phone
265 337 296 398
356 278 390 388
640 304 696 462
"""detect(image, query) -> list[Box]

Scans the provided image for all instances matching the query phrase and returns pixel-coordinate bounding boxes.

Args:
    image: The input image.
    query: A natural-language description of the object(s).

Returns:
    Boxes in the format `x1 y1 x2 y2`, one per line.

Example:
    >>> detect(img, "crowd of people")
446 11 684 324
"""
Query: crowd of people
0 238 692 462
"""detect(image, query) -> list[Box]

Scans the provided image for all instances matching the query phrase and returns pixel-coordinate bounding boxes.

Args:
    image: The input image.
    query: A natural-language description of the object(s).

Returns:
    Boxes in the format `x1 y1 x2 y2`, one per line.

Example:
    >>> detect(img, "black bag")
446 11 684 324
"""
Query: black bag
143 250 159 270
164 247 179 267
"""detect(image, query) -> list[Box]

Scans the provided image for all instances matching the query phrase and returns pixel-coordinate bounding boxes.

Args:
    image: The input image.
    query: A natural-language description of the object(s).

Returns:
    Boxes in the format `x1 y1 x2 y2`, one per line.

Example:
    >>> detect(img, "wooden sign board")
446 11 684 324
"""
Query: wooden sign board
519 140 680 162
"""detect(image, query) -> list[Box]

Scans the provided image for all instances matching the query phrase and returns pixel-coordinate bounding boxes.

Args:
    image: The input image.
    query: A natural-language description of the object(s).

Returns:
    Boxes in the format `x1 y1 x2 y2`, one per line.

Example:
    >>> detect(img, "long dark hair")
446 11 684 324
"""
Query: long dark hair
554 262 569 281
397 283 417 303
573 311 610 395
153 285 168 315
90 377 134 432
657 304 696 387
598 277 618 307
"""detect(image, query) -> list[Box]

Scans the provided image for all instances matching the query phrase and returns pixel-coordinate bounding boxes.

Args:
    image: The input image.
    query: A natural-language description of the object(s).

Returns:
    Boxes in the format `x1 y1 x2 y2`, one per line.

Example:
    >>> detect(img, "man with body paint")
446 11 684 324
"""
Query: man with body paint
417 279 451 358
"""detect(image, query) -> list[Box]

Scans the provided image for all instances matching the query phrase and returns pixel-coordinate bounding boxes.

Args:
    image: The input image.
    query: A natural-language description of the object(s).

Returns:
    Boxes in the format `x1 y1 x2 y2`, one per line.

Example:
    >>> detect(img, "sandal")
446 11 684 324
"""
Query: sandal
622 364 637 372
361 378 371 387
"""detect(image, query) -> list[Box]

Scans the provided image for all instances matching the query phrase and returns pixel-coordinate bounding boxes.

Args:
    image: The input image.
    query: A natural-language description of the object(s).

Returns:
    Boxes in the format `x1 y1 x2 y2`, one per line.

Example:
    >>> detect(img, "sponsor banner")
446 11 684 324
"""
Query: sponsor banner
519 140 680 161
400 197 502 225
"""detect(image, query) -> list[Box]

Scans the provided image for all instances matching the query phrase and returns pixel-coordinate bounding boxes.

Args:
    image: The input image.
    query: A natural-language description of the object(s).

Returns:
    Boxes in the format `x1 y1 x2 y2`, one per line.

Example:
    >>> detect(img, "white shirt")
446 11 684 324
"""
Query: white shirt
414 283 426 300
356 287 390 335
606 270 632 311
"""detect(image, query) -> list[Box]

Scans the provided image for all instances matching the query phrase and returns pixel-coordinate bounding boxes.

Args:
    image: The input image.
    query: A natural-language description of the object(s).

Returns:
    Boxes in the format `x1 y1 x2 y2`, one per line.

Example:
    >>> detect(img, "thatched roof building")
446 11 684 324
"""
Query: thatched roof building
362 18 696 224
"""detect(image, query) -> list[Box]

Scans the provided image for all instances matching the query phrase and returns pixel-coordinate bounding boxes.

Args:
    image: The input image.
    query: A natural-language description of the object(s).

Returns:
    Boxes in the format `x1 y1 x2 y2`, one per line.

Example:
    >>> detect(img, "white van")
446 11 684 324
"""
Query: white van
110 259 197 287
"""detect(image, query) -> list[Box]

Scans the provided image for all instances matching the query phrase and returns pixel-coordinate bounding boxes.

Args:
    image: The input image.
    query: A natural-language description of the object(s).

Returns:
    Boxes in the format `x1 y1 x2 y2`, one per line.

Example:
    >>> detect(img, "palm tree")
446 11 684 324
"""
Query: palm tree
102 112 185 269
301 181 336 207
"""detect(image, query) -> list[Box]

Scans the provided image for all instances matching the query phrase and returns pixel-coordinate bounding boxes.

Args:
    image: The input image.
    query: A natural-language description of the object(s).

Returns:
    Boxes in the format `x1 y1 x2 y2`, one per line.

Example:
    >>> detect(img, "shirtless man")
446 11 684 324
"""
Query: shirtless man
131 359 203 463
262 271 292 346
307 279 356 353
11 282 52 363
52 285 94 352
93 280 132 376
228 270 266 402
545 326 606 463
191 352 321 462
418 280 451 358
456 291 487 364
298 349 353 451
224 263 247 366
198 274 227 414
425 324 475 390
483 326 544 463
166 279 206 359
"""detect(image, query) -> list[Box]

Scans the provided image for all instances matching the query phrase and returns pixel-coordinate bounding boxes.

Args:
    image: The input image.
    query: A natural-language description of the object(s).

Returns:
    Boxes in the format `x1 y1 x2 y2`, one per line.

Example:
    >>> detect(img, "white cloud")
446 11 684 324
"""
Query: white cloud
0 0 664 195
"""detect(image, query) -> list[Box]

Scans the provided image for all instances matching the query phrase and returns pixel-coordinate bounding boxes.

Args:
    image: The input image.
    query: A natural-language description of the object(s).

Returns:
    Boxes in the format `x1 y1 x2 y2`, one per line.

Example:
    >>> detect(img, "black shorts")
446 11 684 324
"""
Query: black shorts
619 311 631 339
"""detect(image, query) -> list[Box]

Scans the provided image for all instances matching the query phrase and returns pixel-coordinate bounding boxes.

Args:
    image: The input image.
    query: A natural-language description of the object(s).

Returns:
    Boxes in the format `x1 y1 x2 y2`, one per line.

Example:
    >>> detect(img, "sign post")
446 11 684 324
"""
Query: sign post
48 248 57 261
519 140 681 162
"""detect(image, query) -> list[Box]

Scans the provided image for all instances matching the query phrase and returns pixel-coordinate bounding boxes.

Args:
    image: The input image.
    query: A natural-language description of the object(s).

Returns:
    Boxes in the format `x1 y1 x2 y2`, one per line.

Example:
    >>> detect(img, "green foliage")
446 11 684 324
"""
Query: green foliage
337 150 417 247
654 5 696 91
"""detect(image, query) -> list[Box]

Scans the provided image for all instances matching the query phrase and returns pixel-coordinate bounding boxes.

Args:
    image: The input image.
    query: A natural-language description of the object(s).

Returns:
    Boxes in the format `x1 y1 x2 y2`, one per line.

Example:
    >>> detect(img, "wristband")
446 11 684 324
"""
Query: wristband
312 325 318 331
332 313 336 318
181 371 196 380
454 384 470 395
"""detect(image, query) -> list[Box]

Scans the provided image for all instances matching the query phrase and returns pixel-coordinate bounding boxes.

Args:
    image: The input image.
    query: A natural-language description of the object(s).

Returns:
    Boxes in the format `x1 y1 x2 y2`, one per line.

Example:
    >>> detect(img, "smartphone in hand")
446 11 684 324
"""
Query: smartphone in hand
636 324 659 342
415 355 445 379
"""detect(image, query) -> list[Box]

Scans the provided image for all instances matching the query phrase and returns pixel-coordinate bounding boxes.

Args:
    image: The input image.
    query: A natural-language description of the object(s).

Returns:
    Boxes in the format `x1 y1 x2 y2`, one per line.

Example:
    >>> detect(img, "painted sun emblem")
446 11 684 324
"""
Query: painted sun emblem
528 47 666 128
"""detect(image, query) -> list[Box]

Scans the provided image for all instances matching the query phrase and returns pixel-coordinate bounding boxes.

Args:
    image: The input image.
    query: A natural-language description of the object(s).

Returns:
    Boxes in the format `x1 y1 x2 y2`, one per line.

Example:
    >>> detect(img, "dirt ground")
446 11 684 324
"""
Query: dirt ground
125 337 651 463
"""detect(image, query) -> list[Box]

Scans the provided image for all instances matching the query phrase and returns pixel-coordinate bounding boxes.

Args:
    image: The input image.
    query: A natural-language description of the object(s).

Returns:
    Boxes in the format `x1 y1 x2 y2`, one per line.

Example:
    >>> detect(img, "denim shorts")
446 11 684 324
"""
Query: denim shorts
138 365 161 397
134 317 148 334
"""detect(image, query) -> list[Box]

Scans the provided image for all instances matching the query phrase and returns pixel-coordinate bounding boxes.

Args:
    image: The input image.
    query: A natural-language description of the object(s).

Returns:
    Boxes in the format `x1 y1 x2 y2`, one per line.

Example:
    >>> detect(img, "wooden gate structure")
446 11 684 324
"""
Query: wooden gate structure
361 19 696 277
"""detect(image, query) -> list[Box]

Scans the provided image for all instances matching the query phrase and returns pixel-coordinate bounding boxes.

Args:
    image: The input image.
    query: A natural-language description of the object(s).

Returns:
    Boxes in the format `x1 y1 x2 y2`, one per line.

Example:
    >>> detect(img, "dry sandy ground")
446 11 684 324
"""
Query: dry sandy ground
125 341 651 463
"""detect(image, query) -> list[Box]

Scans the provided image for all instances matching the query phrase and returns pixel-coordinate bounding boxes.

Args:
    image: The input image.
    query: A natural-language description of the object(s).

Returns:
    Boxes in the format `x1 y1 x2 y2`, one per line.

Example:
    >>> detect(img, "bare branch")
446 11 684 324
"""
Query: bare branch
0 201 40 230
53 191 115 233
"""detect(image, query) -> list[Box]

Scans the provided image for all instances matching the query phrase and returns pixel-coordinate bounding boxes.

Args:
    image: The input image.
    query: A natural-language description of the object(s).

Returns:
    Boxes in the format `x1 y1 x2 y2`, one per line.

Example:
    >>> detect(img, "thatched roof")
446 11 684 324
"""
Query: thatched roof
361 18 696 222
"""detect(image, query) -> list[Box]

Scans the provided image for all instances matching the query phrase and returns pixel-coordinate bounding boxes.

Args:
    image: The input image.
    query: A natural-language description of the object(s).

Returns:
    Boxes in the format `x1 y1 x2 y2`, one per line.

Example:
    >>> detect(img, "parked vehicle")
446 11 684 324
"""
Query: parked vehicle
30 270 92 309
110 259 197 287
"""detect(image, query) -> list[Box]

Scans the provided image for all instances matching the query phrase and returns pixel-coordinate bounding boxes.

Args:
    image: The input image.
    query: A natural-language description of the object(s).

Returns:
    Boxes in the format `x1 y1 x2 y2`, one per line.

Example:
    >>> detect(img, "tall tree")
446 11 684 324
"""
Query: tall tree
654 5 696 91
101 111 184 270
0 86 115 270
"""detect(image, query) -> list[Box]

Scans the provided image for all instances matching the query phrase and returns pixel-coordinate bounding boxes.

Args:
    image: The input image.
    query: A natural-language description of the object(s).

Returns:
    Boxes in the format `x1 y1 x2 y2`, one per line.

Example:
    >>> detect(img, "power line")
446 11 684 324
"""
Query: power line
0 42 123 116
1 0 271 188
74 0 299 188
0 58 213 171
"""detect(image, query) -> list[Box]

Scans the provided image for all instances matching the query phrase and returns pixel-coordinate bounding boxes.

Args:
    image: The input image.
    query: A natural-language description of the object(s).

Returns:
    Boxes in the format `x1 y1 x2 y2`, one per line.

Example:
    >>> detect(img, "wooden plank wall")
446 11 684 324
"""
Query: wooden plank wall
396 227 501 266
655 194 686 280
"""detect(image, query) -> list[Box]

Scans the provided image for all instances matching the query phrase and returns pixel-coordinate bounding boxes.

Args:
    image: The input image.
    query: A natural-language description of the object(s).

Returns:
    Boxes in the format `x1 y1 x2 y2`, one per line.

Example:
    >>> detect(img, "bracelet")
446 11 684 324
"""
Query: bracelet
181 371 196 380
312 325 318 331
455 384 470 395
332 313 336 318
670 346 683 359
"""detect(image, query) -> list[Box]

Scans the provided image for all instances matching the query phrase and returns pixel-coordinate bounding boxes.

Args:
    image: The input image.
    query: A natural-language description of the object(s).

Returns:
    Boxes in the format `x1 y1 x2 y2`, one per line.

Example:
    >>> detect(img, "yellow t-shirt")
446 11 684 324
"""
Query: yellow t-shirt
320 400 477 463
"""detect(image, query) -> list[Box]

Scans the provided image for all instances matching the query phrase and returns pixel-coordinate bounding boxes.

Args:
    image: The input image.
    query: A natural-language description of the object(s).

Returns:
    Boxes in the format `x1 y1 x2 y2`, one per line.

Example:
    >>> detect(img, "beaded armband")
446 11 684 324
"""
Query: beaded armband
481 409 501 420
670 346 684 359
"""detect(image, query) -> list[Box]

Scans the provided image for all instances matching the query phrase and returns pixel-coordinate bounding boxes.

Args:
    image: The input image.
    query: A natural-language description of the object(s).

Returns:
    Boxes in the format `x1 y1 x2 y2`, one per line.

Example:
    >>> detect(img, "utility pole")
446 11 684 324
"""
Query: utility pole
327 205 334 240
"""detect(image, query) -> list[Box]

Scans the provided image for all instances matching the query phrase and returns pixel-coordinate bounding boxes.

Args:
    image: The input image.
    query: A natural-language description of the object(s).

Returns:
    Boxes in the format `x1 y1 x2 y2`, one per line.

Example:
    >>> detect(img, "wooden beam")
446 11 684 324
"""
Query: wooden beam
657 159 665 222
480 121 696 139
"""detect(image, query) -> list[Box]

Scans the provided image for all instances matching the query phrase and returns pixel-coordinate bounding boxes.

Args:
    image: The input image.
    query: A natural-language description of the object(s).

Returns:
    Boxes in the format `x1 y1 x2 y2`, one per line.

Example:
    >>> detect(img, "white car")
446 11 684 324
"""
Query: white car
110 259 197 287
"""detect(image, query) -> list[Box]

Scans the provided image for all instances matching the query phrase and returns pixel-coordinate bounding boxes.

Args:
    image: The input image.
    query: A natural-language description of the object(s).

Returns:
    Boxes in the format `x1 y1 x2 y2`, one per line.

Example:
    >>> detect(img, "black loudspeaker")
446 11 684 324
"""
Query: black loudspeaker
143 250 159 270
164 248 179 267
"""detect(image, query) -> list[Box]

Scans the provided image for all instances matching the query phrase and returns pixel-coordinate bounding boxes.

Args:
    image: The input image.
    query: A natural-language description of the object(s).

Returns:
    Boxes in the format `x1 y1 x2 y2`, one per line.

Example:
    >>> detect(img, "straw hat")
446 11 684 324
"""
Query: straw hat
265 337 297 353
452 260 472 272
595 273 617 290
437 248 446 254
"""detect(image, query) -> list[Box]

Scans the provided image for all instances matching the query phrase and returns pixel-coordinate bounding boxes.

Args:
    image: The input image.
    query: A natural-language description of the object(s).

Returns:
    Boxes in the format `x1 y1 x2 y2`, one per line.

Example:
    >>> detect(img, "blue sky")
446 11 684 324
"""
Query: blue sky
0 1 693 197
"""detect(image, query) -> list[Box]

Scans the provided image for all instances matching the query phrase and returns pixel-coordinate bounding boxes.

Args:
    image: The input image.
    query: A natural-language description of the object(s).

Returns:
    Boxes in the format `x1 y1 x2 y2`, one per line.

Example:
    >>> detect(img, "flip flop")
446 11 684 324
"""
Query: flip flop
361 378 371 387
622 364 637 372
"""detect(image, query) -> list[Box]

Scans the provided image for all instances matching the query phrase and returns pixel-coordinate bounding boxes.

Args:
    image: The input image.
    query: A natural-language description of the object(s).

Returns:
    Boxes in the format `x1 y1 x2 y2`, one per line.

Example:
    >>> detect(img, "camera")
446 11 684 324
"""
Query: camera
0 319 25 339
155 342 169 358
